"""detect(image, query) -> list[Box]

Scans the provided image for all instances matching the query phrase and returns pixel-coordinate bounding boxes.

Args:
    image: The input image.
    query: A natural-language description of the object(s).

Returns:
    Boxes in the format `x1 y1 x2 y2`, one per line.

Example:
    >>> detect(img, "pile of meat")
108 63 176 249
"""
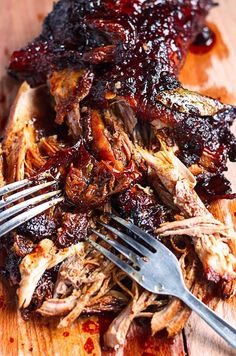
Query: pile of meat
0 0 235 349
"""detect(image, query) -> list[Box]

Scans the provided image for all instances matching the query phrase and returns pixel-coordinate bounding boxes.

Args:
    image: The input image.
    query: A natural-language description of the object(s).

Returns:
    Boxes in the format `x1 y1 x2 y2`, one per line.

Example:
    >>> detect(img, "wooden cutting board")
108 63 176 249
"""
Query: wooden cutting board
0 1 235 355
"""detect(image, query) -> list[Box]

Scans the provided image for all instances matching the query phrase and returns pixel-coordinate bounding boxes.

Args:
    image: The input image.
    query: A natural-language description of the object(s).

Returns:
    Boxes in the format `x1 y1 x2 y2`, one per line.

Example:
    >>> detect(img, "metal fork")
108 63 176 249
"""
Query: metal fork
0 176 63 238
89 215 236 350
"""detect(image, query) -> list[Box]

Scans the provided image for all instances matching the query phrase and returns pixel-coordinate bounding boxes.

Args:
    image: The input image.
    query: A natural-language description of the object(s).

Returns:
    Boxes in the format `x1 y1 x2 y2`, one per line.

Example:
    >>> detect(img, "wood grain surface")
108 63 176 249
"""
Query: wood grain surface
0 1 235 355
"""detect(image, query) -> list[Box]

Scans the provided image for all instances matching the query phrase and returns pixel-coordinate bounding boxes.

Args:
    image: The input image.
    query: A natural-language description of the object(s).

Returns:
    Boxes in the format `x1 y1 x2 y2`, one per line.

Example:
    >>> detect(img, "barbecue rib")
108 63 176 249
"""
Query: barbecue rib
1 0 236 349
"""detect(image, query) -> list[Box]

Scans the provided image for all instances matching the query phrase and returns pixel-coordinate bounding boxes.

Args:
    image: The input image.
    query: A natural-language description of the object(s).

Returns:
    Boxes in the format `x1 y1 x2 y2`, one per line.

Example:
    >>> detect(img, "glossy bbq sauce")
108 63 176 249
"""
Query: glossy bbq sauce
190 22 235 103
180 22 230 89
82 320 100 335
96 316 179 355
190 25 216 54
63 331 70 337
84 337 95 354
124 327 177 356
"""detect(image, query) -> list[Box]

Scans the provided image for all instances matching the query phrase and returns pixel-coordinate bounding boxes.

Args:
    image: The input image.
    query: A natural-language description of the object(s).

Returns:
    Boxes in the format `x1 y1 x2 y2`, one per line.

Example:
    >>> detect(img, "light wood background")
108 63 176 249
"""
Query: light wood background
0 1 235 355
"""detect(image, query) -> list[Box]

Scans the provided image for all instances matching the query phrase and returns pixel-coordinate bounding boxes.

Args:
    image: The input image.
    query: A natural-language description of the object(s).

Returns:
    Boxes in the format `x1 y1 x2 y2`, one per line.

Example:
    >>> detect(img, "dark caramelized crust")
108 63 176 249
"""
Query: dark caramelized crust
18 214 57 241
56 212 89 248
8 0 236 203
65 144 140 209
2 0 236 344
21 271 55 320
9 1 214 107
114 185 169 233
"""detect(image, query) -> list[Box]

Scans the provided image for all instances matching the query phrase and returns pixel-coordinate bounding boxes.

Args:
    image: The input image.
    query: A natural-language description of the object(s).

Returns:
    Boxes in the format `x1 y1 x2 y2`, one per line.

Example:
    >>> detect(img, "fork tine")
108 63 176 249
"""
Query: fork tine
0 190 61 223
0 179 30 196
99 222 152 257
88 238 140 279
111 215 163 251
0 181 57 209
0 196 64 238
91 228 143 267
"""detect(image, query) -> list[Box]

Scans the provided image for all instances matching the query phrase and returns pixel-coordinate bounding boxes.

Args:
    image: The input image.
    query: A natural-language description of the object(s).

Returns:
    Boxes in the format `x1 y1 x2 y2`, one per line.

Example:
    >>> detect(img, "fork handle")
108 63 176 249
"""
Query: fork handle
181 289 236 350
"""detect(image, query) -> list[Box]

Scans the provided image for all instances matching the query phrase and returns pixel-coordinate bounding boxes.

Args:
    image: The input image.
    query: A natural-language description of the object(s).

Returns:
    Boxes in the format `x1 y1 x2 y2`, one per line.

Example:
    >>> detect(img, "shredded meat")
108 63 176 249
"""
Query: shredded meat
104 287 157 348
18 239 85 308
21 271 55 320
65 144 139 209
138 146 236 282
1 0 235 349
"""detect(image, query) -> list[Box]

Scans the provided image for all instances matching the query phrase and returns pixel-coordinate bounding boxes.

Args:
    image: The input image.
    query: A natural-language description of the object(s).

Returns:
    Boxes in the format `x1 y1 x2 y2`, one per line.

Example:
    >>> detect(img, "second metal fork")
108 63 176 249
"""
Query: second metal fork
89 215 236 350
0 175 63 238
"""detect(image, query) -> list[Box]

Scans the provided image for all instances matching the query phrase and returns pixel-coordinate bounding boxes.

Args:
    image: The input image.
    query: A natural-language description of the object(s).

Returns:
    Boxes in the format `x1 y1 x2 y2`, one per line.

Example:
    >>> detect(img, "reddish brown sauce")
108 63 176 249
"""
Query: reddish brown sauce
84 337 95 354
0 93 6 104
4 47 9 57
190 25 216 54
63 331 70 337
199 86 235 105
0 295 6 309
98 315 114 338
37 13 45 22
180 22 229 86
82 320 99 335
120 322 182 356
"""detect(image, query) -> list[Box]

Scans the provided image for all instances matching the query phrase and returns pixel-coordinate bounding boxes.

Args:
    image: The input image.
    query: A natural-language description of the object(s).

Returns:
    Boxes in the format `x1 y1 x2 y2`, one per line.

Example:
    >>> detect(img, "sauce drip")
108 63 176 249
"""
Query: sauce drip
82 320 99 335
63 331 70 337
191 25 216 54
180 22 229 87
84 337 95 354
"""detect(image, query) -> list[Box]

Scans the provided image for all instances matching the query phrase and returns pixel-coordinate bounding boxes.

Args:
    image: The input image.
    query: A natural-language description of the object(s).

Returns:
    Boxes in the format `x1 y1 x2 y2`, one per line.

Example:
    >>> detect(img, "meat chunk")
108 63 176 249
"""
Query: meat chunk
13 235 34 258
18 239 85 308
9 0 213 102
65 144 139 209
56 212 89 248
3 0 236 344
18 213 57 242
138 146 236 283
21 271 55 320
49 69 94 127
114 185 169 233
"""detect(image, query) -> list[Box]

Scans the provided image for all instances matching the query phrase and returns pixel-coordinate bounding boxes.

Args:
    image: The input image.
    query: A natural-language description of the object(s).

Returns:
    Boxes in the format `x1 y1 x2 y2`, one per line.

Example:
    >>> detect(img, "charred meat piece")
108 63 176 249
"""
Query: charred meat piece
56 212 89 248
114 185 169 233
65 144 139 209
0 249 22 286
9 0 213 98
196 172 236 203
152 85 236 201
13 235 35 258
21 270 55 320
8 0 236 201
18 213 57 242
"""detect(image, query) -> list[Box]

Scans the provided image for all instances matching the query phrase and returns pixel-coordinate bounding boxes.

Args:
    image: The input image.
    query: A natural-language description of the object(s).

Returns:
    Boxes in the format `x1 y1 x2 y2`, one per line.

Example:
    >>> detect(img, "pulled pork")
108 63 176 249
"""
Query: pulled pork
0 0 235 350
